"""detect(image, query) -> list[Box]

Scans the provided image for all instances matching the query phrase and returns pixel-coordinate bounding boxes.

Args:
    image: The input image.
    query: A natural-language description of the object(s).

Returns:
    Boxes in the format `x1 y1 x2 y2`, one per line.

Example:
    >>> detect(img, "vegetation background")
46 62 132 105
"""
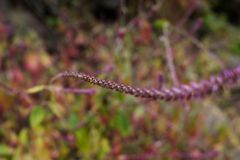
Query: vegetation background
0 0 240 159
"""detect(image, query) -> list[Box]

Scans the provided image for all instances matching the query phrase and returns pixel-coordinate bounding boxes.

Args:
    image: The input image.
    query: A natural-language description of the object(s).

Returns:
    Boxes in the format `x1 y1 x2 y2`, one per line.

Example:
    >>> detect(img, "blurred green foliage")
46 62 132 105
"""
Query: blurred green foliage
0 0 240 159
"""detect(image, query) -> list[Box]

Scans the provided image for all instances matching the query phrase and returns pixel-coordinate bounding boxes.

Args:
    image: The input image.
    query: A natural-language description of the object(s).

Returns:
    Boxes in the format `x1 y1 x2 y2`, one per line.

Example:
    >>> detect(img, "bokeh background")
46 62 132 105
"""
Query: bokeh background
0 0 240 159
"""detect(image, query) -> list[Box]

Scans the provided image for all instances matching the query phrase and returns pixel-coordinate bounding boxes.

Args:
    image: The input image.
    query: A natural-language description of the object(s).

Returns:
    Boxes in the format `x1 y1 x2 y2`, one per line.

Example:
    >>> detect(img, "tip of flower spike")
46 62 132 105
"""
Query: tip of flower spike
50 72 66 83
50 71 83 83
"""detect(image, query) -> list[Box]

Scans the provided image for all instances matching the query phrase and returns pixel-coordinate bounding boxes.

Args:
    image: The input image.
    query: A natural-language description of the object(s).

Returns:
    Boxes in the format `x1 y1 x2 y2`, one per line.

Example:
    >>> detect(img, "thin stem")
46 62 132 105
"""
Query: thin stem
161 25 190 110
170 26 224 67
161 26 179 85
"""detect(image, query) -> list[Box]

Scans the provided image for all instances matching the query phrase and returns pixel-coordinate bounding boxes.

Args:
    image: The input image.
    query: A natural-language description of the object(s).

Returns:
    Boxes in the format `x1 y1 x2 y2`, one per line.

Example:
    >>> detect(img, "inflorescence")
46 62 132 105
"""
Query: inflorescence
52 66 240 101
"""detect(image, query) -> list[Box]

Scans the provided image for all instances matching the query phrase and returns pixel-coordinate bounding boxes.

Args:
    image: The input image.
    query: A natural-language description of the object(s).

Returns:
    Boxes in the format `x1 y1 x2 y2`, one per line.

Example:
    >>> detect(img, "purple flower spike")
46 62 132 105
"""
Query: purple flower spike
52 66 240 101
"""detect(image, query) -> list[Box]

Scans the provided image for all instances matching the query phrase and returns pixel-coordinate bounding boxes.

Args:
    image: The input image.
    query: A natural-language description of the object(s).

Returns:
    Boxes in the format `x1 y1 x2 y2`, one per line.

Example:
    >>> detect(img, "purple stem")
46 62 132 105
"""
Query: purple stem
60 88 96 94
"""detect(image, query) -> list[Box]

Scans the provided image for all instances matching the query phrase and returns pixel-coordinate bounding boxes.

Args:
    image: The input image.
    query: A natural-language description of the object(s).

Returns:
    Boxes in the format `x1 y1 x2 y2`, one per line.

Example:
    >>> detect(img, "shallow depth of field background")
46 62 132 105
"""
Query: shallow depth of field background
0 0 240 159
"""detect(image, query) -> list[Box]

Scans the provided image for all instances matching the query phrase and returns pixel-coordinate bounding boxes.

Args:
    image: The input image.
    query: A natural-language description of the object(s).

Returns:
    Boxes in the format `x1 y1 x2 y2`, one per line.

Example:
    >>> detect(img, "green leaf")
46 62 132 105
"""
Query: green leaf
0 144 13 156
49 101 64 118
30 106 46 128
46 17 59 27
229 41 240 56
154 19 169 30
204 12 227 32
112 109 132 136
26 85 46 94
68 113 80 129
75 128 90 155
19 128 28 145
99 138 110 159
